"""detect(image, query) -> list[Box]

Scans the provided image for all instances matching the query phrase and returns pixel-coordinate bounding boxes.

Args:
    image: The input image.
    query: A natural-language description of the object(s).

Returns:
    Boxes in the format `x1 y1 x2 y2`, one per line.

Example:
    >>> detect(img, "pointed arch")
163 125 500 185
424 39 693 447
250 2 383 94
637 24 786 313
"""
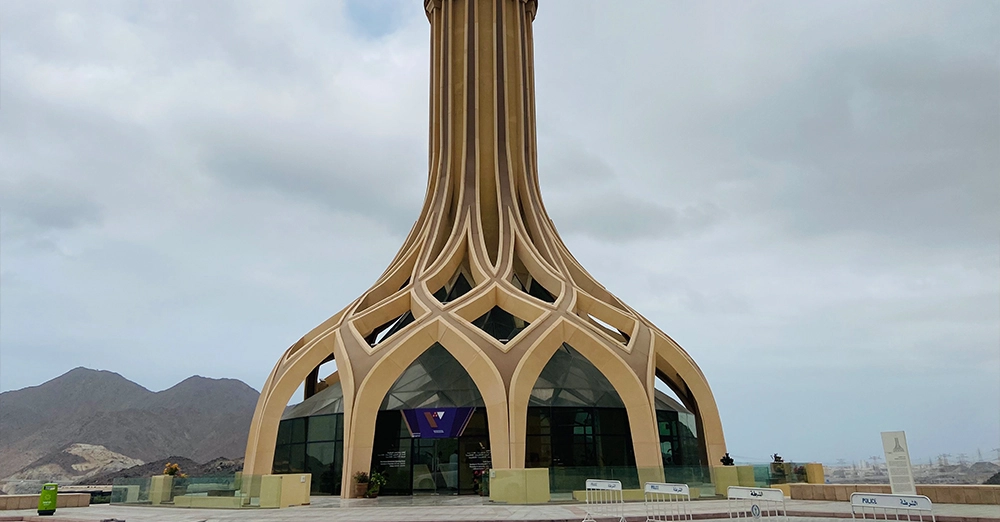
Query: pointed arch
652 332 727 467
344 318 510 497
243 329 350 477
509 319 663 484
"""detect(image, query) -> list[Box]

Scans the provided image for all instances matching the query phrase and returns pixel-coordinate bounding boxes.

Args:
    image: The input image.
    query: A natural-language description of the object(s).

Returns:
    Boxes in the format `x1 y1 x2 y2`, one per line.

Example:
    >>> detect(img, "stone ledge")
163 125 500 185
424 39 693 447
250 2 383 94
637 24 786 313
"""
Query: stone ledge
788 483 1000 505
0 493 91 511
173 494 245 508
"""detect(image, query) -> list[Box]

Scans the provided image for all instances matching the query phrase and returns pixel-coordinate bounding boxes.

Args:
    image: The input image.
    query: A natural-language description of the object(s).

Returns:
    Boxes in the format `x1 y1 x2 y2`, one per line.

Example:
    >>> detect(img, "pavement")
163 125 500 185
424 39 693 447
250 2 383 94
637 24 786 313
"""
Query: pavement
0 497 997 522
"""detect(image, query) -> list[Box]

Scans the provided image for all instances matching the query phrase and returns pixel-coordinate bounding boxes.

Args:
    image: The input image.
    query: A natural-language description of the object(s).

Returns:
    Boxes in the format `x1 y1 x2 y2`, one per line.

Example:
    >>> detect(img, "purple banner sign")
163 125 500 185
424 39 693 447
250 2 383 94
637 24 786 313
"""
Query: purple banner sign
401 407 475 439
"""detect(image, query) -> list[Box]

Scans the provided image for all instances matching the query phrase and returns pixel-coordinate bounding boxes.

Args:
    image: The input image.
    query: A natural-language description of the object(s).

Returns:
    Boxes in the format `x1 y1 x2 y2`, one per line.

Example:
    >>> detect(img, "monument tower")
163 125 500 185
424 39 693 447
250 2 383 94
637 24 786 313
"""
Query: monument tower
244 0 726 497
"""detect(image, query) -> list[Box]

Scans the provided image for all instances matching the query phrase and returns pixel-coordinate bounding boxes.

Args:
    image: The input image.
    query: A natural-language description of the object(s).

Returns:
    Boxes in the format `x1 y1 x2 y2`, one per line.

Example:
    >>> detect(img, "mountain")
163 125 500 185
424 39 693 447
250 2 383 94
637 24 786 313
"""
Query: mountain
77 456 243 486
1 443 143 492
0 368 259 479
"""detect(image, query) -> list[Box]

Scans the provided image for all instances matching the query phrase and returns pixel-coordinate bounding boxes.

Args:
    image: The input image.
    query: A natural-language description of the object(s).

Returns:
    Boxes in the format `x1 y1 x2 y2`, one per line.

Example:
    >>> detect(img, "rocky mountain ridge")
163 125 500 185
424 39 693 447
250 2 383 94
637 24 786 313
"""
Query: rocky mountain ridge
0 367 260 481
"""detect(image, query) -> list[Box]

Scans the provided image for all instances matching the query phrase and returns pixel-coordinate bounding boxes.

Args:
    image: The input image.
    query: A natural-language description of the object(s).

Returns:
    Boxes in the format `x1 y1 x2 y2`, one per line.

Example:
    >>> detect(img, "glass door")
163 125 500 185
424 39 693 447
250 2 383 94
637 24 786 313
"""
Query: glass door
411 438 460 494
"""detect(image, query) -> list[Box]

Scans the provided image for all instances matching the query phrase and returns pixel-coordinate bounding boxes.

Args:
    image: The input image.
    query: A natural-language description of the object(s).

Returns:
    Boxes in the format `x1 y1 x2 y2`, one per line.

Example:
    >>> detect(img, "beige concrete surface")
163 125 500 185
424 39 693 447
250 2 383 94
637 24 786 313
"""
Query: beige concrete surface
0 493 91 511
790 484 1000 505
712 466 739 495
489 468 550 504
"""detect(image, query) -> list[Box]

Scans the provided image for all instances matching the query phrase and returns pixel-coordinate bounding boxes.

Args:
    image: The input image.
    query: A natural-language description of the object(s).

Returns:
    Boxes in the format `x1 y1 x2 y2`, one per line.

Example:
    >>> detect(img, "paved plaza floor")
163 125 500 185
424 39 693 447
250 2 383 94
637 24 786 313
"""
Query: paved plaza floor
1 497 996 522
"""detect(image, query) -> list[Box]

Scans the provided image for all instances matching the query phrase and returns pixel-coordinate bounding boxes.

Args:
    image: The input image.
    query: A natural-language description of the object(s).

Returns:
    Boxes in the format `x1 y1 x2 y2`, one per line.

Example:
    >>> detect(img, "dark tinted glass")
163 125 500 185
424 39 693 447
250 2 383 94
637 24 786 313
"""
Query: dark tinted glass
308 415 337 442
289 418 307 444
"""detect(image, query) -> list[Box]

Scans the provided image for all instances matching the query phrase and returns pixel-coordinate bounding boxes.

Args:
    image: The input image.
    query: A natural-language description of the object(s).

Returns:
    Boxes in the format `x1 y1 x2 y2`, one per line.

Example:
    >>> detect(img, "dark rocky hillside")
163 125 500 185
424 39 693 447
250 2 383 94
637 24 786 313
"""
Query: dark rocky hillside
0 368 259 479
77 456 244 485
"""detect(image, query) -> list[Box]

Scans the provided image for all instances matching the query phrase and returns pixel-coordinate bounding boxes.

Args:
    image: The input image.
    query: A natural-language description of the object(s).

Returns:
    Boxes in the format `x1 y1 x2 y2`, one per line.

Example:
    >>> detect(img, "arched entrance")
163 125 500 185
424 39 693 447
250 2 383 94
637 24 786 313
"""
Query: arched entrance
370 343 491 495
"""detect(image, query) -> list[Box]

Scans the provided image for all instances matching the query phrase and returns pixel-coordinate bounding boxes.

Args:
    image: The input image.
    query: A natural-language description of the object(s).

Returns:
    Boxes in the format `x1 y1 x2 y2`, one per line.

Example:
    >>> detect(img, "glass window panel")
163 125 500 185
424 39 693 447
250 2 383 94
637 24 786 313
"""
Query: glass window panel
272 445 291 474
598 435 628 466
653 388 692 414
525 435 551 468
471 306 530 344
284 381 345 420
287 443 306 472
528 344 624 408
307 442 340 494
289 418 307 444
527 279 556 303
446 273 473 301
597 409 628 435
380 344 484 409
308 415 337 442
276 420 293 446
462 408 490 437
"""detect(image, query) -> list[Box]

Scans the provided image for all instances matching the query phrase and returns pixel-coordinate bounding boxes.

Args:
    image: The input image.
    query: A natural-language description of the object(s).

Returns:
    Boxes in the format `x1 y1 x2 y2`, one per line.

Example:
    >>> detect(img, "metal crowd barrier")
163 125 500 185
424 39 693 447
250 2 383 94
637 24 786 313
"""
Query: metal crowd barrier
644 482 693 521
727 486 787 521
851 492 935 522
583 478 625 522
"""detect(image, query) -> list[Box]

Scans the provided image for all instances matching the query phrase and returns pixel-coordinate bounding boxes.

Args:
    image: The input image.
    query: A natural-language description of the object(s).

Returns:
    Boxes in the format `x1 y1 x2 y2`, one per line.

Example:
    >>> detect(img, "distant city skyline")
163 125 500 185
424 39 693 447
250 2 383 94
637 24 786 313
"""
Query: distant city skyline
1 0 997 466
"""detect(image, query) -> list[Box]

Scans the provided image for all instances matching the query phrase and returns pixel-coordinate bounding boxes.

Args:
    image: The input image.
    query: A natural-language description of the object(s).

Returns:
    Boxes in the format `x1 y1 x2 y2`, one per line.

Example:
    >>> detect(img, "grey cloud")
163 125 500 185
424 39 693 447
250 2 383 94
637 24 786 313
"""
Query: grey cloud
199 128 425 231
554 192 725 242
536 0 1000 246
0 178 103 233
536 133 616 186
726 44 1000 244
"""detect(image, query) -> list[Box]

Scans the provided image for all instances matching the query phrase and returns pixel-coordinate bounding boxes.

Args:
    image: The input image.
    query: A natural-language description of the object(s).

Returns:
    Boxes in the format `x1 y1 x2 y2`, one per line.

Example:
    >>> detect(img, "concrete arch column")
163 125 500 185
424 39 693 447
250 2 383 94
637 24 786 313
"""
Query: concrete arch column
243 330 346 476
652 335 727 467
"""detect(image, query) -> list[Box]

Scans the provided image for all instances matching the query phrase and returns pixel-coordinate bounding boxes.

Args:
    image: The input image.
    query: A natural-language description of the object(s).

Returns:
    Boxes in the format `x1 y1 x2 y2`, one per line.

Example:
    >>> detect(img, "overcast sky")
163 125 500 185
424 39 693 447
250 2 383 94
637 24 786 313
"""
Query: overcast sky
1 0 998 465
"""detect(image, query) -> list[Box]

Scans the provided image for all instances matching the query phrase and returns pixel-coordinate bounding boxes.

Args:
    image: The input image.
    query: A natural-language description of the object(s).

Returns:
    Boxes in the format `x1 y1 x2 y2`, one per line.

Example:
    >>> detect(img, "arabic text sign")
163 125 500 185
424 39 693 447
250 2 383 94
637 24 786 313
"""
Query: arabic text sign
850 493 932 511
586 479 623 491
401 407 475 439
881 431 916 495
727 486 784 502
644 482 690 496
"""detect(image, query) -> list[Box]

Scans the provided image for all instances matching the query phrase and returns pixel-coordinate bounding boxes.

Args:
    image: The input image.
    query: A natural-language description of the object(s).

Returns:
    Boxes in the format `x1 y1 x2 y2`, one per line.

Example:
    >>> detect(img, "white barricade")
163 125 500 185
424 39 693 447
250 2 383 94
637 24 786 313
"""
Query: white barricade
851 492 935 522
728 486 787 521
583 479 625 522
644 482 693 521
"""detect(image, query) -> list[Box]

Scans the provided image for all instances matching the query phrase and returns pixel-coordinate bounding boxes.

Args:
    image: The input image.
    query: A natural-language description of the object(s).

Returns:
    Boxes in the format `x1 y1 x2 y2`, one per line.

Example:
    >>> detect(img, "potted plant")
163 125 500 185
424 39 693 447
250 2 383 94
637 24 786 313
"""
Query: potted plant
472 468 490 496
163 462 189 498
352 471 369 498
366 471 387 498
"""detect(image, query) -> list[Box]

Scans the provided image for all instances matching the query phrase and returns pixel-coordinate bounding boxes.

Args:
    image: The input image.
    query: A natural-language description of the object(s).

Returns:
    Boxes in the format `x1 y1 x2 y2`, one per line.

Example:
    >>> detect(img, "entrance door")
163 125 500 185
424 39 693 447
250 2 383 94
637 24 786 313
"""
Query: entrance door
411 438 460 494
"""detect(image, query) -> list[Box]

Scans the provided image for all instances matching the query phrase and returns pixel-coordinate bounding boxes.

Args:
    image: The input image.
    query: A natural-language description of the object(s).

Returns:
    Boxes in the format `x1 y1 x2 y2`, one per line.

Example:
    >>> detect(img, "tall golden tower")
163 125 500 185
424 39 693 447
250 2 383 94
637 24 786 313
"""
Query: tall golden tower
244 0 726 497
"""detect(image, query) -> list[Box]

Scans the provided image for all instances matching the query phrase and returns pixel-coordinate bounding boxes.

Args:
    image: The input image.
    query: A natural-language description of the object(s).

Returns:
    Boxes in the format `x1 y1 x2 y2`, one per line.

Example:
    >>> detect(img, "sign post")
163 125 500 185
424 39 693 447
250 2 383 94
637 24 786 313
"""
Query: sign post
880 431 916 495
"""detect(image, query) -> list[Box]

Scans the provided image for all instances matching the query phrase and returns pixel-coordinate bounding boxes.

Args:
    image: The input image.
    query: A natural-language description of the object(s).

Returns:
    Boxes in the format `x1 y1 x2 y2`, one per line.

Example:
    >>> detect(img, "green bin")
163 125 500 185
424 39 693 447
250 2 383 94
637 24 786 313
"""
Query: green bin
38 482 57 516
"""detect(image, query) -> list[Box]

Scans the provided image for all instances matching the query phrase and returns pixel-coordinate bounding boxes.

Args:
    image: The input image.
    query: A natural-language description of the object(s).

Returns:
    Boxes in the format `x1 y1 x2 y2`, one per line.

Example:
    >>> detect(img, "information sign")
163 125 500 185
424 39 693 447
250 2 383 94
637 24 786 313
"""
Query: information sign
881 431 916 495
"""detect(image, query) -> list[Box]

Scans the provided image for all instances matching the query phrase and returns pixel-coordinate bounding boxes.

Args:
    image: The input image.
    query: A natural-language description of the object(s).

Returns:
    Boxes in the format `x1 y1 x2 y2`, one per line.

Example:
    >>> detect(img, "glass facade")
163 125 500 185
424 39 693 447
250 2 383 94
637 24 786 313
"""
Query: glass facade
525 344 636 479
654 393 699 467
274 380 346 494
433 272 473 303
273 343 701 496
525 344 702 490
371 343 491 495
372 408 490 495
273 414 345 494
471 306 529 344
